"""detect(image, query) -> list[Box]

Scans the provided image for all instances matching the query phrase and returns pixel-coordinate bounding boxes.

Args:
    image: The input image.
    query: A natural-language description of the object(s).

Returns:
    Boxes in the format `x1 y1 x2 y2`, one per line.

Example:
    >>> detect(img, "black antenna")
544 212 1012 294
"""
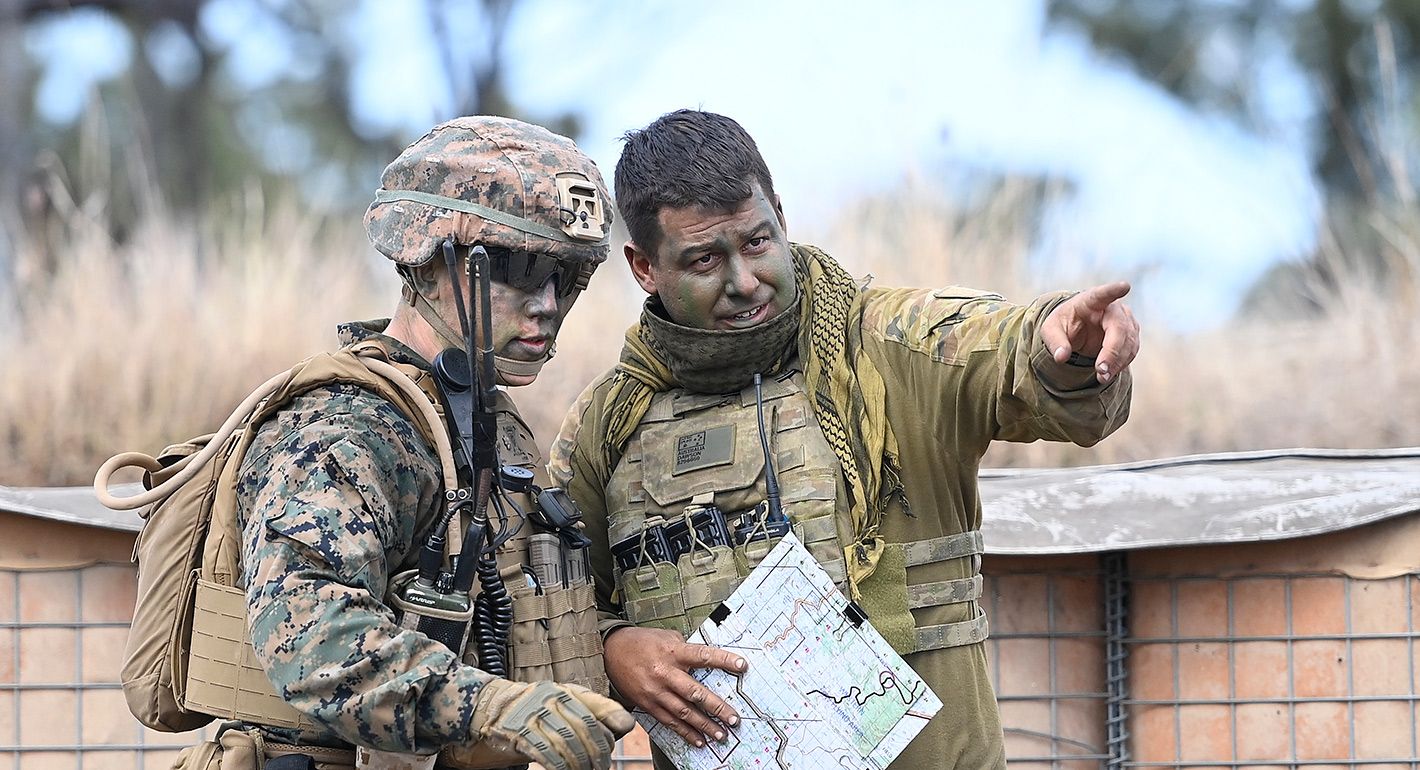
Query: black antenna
452 244 500 593
754 373 785 521
450 244 492 466
472 245 498 473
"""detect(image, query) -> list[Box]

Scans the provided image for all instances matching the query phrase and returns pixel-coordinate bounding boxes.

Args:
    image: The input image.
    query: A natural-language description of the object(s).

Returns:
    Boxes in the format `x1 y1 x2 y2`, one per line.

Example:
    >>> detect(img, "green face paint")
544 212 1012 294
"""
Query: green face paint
427 272 562 385
643 182 797 331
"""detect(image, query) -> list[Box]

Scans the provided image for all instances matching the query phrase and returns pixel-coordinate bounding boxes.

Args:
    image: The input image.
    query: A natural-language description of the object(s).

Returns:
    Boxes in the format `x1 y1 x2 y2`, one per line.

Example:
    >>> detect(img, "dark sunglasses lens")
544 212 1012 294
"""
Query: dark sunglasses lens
493 253 578 297
554 263 578 297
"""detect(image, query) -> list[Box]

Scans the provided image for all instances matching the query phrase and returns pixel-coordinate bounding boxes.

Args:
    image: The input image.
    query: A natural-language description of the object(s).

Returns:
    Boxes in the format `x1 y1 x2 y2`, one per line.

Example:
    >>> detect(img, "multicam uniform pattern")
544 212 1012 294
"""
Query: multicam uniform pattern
237 321 489 753
551 245 1132 770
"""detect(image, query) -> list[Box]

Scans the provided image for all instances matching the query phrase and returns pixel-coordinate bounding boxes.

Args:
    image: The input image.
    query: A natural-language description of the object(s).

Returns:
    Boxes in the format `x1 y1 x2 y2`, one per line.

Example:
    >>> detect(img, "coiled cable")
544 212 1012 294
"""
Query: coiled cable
473 546 512 677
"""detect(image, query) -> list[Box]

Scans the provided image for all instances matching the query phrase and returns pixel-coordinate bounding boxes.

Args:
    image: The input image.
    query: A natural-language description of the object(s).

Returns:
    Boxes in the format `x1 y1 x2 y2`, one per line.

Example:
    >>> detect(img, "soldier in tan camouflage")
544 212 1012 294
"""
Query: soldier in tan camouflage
234 117 633 770
549 109 1139 769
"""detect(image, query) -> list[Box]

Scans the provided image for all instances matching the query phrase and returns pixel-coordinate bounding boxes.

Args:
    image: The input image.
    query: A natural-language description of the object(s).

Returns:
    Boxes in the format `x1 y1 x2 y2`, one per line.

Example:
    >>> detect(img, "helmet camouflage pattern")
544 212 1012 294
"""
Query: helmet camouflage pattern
363 116 612 271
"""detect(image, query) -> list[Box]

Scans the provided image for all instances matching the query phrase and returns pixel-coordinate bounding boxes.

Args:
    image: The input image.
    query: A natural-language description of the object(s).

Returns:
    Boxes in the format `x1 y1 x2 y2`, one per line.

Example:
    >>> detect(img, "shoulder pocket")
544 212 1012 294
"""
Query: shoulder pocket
928 287 1006 328
258 445 387 576
922 288 1009 363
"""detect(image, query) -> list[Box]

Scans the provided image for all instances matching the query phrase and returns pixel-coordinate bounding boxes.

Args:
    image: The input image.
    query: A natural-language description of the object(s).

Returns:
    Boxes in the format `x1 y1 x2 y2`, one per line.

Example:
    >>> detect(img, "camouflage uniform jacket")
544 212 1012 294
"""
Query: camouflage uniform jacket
550 266 1133 769
237 320 491 753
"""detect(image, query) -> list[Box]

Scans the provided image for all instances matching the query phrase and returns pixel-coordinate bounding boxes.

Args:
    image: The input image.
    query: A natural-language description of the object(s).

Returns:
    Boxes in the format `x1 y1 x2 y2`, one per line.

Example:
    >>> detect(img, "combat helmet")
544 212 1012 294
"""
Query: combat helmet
364 116 612 378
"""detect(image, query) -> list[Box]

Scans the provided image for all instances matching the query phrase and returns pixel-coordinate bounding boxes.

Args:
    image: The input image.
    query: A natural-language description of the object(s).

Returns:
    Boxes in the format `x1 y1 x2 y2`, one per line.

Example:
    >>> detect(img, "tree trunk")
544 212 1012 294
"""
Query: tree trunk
0 0 29 278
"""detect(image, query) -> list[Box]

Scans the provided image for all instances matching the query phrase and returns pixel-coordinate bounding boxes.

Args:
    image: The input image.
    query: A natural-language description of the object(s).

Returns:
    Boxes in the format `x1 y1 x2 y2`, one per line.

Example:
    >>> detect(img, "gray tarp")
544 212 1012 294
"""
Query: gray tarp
0 482 146 532
4 448 1419 555
978 447 1420 554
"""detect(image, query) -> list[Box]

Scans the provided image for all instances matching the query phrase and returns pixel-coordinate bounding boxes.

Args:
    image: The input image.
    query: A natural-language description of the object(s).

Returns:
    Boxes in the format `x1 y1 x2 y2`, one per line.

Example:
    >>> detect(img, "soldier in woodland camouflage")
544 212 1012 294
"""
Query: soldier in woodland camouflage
235 117 631 770
549 110 1140 769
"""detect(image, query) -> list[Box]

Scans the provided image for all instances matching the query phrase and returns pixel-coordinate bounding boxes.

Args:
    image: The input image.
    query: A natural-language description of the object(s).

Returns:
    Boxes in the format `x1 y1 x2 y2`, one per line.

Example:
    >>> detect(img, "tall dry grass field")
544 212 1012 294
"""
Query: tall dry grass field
3 168 1417 487
797 176 1420 467
1 188 391 486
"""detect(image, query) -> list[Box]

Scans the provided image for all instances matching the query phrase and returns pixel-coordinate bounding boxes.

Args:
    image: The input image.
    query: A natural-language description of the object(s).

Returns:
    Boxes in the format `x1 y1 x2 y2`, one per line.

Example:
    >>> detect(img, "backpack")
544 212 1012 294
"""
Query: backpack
94 340 457 731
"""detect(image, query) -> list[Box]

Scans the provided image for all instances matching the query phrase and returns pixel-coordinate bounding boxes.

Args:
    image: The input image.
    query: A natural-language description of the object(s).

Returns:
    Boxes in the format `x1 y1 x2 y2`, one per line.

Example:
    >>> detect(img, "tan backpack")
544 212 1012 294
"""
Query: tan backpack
94 341 457 732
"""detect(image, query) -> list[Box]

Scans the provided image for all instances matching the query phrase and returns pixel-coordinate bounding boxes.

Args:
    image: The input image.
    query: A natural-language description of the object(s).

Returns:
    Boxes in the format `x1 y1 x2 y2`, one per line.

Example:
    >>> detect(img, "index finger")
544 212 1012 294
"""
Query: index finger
1078 281 1131 311
675 642 748 725
675 641 749 676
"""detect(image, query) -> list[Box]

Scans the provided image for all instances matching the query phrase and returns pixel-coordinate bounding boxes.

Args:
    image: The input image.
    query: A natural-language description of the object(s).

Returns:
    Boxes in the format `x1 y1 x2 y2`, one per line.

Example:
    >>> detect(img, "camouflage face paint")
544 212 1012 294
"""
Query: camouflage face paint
487 278 561 366
639 182 797 331
425 271 561 385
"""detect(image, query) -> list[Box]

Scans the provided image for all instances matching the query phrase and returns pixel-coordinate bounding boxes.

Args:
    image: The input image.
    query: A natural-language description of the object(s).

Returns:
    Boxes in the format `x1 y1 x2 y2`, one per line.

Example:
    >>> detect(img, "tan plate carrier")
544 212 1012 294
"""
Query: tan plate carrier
95 342 459 732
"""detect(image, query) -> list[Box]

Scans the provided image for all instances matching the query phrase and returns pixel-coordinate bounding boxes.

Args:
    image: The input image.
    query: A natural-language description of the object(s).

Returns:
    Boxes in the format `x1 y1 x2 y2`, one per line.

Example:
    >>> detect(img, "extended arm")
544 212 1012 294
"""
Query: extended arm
862 285 1134 452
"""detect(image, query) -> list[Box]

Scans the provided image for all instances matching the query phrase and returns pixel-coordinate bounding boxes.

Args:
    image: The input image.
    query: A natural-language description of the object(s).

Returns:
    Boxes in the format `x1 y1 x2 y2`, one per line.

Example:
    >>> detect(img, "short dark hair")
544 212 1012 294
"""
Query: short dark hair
615 110 777 257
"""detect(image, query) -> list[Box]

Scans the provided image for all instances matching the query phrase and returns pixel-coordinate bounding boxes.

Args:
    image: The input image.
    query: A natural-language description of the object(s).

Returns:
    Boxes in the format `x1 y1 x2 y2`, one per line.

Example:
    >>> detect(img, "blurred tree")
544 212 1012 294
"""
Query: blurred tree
1048 0 1420 197
1048 0 1420 319
2 0 583 267
0 0 31 279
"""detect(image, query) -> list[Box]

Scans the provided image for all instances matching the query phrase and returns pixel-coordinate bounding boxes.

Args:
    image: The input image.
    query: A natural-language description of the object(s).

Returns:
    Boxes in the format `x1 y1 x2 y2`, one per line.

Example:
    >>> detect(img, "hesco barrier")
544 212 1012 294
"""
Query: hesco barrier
4 448 1419 768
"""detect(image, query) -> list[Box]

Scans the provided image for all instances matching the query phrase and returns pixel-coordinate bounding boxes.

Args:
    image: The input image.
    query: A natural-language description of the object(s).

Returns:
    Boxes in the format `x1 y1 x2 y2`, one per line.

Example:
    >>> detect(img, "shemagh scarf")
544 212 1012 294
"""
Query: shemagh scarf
600 243 907 596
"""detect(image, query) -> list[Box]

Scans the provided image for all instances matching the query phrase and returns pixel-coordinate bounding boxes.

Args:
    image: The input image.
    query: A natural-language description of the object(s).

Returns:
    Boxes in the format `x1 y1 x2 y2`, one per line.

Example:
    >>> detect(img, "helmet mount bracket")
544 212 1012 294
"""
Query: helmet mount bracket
556 172 607 242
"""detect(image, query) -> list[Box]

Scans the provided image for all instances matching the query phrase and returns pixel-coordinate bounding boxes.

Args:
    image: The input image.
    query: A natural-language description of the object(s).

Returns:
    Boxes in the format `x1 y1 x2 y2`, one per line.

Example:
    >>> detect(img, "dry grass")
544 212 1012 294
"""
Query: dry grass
3 160 1418 486
0 187 391 486
984 202 1420 468
526 171 1420 470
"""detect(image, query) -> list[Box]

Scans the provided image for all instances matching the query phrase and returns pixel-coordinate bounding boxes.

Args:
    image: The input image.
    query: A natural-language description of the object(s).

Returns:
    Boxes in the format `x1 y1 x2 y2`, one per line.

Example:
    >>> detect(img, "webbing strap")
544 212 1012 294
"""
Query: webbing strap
624 592 683 622
373 189 577 245
683 571 738 608
902 530 983 567
512 585 593 622
514 631 602 668
907 574 983 609
547 631 603 664
514 646 552 668
913 607 991 652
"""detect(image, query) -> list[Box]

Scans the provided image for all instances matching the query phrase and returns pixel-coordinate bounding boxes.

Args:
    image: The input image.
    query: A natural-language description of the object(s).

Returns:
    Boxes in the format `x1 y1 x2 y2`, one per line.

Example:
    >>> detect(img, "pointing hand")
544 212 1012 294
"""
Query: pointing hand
1039 281 1139 384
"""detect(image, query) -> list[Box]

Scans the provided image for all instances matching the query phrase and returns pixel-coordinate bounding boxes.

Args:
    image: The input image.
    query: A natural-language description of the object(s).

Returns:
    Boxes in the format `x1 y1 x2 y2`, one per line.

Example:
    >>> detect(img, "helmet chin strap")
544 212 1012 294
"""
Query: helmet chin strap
494 345 553 379
408 287 551 383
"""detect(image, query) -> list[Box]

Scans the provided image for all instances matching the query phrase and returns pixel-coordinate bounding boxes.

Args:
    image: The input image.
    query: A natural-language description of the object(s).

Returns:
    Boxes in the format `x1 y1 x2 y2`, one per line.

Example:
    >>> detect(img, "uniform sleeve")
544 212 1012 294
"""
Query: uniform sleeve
547 373 631 639
239 392 494 754
863 286 1131 455
983 289 1131 446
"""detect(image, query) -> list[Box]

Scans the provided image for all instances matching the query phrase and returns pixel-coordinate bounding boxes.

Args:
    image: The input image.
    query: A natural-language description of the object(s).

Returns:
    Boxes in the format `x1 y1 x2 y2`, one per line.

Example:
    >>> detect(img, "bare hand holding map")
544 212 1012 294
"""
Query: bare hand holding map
636 534 942 769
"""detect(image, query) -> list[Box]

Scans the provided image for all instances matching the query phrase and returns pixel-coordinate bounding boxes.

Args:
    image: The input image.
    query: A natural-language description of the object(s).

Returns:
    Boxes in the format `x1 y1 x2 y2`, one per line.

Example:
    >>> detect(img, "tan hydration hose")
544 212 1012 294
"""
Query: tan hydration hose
92 350 460 518
92 370 292 511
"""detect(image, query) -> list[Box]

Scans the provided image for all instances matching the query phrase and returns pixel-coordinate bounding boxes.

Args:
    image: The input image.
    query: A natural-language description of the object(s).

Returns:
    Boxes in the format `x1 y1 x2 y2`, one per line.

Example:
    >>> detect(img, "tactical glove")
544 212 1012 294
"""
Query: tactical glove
451 679 634 770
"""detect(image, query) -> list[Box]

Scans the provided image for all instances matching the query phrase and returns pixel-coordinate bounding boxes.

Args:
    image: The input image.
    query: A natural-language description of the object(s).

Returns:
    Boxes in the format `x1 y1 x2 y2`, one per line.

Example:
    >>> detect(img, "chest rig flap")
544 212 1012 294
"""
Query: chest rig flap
639 397 763 508
493 401 540 470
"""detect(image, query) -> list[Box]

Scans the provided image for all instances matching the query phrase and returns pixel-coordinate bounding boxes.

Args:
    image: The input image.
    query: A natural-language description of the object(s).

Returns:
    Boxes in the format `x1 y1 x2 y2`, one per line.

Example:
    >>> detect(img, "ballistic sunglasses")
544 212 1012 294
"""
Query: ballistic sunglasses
478 245 583 298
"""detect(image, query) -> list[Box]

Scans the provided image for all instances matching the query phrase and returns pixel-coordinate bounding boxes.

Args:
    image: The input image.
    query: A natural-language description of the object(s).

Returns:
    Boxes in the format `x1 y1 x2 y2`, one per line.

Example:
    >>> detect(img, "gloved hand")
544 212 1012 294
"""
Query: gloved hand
449 679 635 770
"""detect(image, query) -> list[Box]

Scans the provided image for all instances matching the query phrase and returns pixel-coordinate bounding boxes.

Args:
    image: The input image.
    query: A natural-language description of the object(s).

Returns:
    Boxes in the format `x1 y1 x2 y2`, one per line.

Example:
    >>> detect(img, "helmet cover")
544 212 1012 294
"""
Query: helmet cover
364 116 612 269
